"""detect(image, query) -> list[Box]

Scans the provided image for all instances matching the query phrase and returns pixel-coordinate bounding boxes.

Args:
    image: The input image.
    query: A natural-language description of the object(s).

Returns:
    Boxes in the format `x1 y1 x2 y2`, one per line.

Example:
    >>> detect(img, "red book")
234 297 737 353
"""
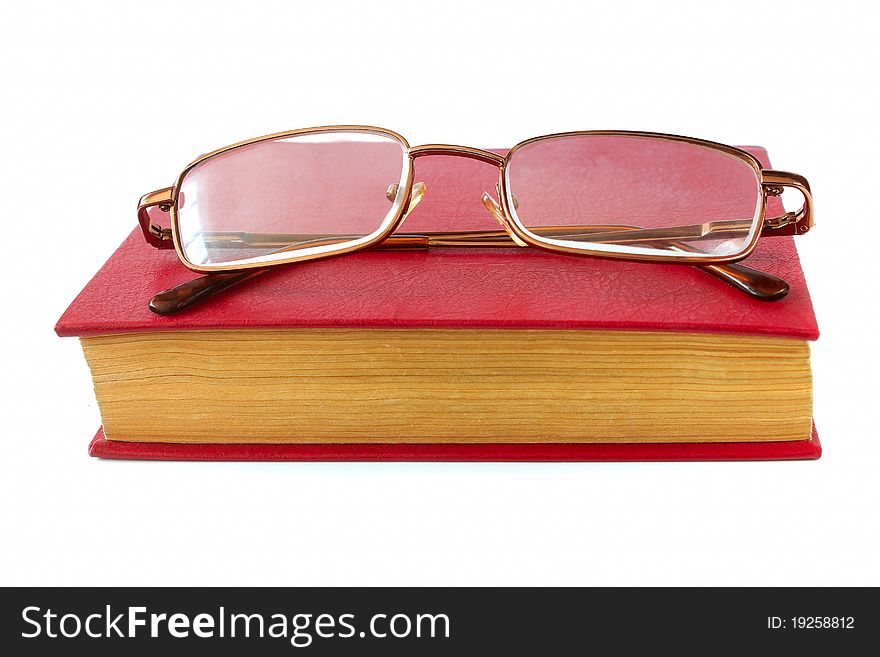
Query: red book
57 146 820 461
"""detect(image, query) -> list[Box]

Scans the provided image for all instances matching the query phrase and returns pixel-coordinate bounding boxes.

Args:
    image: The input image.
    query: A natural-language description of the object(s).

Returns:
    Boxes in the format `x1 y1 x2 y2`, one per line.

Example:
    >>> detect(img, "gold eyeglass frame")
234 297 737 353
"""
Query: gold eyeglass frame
137 125 813 313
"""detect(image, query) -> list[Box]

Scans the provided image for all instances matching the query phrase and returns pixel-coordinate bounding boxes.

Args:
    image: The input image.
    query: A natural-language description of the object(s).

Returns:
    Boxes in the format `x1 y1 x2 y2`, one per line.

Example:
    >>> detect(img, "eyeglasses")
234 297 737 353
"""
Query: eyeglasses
137 126 813 314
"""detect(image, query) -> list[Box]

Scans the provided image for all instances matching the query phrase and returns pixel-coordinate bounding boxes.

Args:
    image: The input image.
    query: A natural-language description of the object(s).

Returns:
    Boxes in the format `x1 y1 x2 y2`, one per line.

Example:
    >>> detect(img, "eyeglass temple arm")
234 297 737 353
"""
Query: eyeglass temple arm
150 248 788 316
156 173 811 252
137 170 812 249
206 212 794 252
150 204 800 315
143 171 811 314
148 227 789 315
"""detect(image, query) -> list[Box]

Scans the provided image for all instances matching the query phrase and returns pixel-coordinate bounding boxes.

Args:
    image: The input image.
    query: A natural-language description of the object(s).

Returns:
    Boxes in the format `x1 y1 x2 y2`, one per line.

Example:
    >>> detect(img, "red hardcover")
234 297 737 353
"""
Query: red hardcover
57 146 820 461
87 426 821 462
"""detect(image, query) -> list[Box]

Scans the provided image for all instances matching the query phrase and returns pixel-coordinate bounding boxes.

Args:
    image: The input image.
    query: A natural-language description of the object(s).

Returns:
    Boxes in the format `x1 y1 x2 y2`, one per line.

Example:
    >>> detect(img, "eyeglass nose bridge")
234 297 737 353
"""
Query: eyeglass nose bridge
409 143 505 166
408 143 529 243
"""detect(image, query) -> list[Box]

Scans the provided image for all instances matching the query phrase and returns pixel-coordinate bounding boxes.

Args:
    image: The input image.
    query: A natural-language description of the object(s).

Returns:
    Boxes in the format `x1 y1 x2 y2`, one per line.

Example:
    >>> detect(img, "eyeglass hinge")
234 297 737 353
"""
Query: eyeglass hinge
762 211 799 230
149 223 173 241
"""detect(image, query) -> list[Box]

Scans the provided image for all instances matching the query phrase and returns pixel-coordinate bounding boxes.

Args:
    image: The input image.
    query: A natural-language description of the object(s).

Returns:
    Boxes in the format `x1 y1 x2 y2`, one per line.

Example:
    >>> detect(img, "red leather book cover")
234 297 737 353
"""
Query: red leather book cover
58 145 820 461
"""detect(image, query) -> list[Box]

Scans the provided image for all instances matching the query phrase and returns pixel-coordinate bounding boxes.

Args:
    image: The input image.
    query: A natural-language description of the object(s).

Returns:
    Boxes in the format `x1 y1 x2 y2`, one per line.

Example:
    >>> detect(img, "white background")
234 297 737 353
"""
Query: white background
1 0 878 586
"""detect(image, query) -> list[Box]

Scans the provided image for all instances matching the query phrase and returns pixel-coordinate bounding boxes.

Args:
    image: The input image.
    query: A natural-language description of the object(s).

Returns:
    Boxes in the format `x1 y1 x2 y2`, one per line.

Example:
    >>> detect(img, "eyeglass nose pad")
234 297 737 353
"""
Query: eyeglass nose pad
481 192 528 247
386 182 427 229
386 182 427 211
406 181 427 214
494 183 519 209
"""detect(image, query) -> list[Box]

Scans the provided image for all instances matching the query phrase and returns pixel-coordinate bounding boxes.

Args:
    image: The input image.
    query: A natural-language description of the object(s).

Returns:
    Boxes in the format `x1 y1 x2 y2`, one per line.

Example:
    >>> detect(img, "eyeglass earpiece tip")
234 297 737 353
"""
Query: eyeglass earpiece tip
706 262 790 301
